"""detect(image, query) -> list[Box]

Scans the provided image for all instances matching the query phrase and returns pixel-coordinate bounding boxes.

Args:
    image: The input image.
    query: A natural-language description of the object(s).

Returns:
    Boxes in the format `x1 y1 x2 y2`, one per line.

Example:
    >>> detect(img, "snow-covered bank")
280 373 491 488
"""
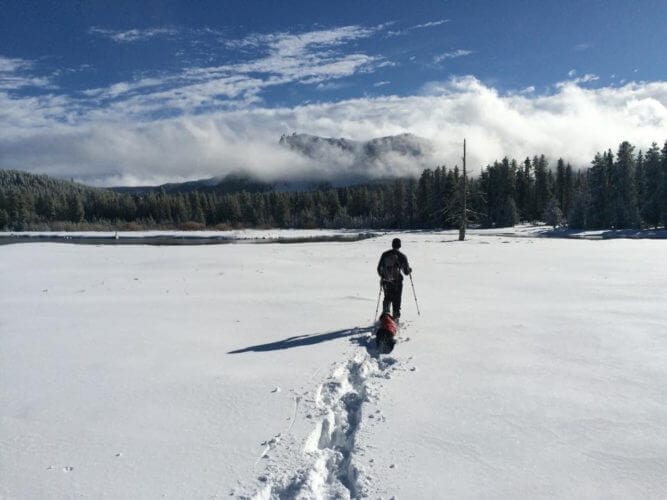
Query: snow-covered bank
0 229 380 246
471 224 667 240
1 231 666 498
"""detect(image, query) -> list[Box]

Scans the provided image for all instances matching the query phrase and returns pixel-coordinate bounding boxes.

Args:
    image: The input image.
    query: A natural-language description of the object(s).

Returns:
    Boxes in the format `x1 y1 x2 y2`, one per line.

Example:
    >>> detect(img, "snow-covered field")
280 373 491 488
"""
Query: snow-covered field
1 229 666 499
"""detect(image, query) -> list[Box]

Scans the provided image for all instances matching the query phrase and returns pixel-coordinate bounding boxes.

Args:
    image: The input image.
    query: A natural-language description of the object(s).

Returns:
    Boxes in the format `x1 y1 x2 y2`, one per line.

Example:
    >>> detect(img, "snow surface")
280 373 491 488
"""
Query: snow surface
1 229 667 499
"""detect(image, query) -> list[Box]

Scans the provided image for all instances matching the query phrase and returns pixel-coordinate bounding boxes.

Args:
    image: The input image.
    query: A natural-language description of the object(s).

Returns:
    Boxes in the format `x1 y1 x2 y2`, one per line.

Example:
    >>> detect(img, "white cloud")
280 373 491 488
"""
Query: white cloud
434 50 473 63
387 19 449 36
230 25 385 82
89 27 179 43
316 81 349 91
412 20 449 29
264 25 378 55
0 56 54 90
74 25 387 119
0 56 30 73
558 73 599 87
579 74 599 83
2 76 666 186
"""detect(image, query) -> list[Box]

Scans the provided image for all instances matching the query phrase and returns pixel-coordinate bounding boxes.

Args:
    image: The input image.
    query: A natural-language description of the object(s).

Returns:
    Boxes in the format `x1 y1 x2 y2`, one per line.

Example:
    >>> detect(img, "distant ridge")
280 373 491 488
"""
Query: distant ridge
110 172 273 195
279 132 433 169
109 132 433 193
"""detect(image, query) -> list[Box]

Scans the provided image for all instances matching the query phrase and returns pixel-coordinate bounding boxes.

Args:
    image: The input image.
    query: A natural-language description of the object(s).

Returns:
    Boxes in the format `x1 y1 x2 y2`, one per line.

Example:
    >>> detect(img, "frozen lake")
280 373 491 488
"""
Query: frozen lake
1 229 666 498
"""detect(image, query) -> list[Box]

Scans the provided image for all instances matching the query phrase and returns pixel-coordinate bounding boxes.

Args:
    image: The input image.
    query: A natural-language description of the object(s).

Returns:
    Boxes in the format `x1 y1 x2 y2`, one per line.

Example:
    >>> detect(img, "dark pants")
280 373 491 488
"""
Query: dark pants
382 280 403 319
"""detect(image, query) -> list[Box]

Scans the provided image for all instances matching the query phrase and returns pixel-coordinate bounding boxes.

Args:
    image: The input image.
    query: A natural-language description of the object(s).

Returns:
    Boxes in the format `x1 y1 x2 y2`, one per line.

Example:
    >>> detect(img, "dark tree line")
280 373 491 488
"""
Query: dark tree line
0 171 422 230
460 140 667 229
1 139 666 231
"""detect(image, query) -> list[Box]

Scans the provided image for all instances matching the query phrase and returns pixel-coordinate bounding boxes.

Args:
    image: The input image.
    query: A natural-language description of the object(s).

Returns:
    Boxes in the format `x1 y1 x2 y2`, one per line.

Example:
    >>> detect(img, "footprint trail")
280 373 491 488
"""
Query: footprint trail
248 326 414 499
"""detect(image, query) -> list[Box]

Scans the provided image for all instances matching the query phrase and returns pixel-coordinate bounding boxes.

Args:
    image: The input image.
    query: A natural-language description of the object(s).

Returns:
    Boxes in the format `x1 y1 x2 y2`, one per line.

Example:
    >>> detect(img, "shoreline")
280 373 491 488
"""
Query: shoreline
0 232 380 246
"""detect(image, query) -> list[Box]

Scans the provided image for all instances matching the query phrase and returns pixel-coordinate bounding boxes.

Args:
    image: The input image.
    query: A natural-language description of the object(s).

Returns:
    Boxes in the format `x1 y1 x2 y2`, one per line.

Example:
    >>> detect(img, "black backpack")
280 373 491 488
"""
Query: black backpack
380 251 401 281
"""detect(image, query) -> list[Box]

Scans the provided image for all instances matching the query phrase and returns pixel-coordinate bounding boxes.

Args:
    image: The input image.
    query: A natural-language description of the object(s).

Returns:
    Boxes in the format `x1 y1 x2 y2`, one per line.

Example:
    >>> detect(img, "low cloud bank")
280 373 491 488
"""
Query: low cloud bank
1 76 666 186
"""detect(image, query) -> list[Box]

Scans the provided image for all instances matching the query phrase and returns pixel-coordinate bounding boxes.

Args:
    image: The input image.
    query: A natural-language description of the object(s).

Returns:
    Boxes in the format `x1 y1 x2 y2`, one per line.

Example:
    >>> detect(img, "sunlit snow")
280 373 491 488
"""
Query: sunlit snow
1 228 666 498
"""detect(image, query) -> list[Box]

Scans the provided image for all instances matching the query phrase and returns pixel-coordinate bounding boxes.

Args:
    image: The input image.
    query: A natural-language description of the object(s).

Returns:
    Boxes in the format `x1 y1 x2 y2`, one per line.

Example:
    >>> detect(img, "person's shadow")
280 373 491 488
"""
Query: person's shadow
227 325 375 354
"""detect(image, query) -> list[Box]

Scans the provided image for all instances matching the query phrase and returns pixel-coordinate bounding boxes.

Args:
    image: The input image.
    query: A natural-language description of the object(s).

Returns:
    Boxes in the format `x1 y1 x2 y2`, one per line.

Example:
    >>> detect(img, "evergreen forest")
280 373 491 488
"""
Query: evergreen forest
1 140 666 232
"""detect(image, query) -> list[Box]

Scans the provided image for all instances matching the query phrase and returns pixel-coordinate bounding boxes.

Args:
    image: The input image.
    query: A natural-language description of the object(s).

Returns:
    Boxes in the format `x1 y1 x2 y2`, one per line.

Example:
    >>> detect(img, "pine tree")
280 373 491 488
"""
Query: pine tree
563 163 574 218
35 193 56 221
640 143 662 228
610 141 640 228
431 167 446 227
515 158 533 221
443 167 461 227
324 190 342 223
498 196 519 227
190 192 206 224
556 158 566 212
588 152 611 228
533 155 551 219
66 193 85 223
568 185 590 229
662 141 667 228
479 159 518 227
269 192 291 227
543 197 563 228
635 150 645 211
171 195 189 224
404 178 418 228
0 208 9 229
416 169 434 227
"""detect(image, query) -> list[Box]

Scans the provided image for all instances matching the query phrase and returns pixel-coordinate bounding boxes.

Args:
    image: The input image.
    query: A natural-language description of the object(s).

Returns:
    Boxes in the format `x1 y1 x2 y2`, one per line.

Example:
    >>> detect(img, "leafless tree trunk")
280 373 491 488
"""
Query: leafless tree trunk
459 139 467 241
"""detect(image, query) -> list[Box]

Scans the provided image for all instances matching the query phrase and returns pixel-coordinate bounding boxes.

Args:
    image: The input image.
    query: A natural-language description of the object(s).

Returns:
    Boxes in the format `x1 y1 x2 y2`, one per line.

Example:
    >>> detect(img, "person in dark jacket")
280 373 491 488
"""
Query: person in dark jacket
377 238 412 322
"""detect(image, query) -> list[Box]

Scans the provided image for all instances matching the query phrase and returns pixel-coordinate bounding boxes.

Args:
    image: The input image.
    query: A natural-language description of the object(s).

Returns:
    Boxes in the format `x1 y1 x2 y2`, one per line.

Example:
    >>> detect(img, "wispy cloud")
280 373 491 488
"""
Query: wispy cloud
0 56 55 90
316 81 349 91
577 73 599 84
76 25 387 118
89 27 179 43
560 71 599 87
574 43 591 52
234 26 385 82
0 56 31 73
387 18 449 36
434 49 473 63
374 81 390 87
411 19 450 29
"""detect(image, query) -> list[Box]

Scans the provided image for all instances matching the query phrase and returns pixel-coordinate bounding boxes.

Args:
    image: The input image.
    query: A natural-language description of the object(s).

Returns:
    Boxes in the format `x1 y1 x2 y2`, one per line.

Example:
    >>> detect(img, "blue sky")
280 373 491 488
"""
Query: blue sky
1 0 666 185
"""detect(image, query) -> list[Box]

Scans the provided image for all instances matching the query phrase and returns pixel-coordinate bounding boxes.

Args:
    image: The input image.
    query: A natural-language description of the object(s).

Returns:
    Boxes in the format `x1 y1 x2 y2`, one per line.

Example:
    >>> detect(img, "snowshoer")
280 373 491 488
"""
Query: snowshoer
377 238 412 322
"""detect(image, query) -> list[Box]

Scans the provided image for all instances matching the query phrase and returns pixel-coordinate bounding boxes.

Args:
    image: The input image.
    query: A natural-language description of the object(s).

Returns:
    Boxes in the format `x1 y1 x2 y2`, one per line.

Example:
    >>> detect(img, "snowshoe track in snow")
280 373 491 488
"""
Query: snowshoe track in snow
252 327 408 499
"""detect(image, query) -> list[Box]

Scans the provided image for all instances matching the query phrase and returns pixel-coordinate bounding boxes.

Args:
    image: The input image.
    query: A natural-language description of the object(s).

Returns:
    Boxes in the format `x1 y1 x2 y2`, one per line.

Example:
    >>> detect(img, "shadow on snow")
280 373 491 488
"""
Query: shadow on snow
227 326 375 354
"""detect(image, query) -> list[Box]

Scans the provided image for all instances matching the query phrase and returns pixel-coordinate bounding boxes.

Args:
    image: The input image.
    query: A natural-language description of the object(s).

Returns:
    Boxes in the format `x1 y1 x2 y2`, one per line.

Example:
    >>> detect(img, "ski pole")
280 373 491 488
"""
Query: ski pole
374 280 382 320
409 273 421 316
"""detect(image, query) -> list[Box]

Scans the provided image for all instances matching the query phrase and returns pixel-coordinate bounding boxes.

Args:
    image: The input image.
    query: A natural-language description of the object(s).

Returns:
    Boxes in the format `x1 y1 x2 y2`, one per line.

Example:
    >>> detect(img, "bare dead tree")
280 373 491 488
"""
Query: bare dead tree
459 139 467 241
